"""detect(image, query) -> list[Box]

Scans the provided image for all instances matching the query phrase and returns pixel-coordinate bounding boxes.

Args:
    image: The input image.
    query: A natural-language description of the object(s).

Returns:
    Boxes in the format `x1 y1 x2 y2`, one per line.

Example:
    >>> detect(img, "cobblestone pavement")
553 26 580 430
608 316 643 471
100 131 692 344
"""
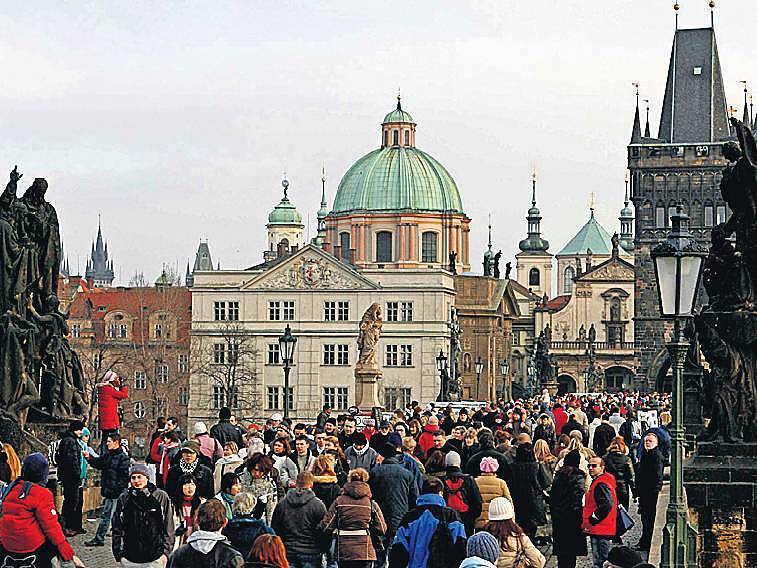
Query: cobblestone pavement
64 487 666 568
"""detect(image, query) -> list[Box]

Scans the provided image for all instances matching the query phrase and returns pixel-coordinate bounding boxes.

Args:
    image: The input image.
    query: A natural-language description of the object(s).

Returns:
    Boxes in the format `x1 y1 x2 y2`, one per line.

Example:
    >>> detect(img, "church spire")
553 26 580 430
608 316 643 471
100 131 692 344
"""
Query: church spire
643 99 651 138
619 171 635 251
630 83 642 143
314 165 329 247
518 169 550 254
86 215 115 287
741 81 750 126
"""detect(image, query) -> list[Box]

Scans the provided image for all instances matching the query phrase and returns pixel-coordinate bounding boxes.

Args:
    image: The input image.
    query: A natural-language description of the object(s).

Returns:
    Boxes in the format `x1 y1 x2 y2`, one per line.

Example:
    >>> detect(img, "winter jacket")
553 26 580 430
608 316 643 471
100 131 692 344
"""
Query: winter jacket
465 448 511 484
345 444 378 471
389 493 467 568
369 431 391 451
442 466 482 535
400 452 424 493
55 430 81 486
270 488 327 556
210 420 243 448
98 383 129 430
318 480 387 562
0 479 75 561
167 530 244 568
270 454 298 488
581 472 617 537
592 422 617 458
213 454 243 493
533 424 556 448
312 475 340 511
494 534 546 568
197 433 224 464
290 450 315 474
549 466 588 557
165 460 215 502
603 450 635 505
112 482 175 563
552 407 568 434
417 424 439 457
474 475 511 529
635 447 665 495
222 515 274 561
87 446 131 498
239 474 277 525
369 455 418 536
508 461 549 533
461 557 497 568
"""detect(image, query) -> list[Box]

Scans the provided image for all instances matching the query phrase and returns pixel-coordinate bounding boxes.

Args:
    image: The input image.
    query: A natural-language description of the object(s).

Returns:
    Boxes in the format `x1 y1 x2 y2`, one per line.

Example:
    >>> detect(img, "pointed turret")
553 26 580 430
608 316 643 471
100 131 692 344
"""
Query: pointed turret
313 166 329 247
742 83 750 126
518 171 549 253
619 172 634 251
515 170 553 297
85 216 115 287
643 100 651 138
630 85 642 144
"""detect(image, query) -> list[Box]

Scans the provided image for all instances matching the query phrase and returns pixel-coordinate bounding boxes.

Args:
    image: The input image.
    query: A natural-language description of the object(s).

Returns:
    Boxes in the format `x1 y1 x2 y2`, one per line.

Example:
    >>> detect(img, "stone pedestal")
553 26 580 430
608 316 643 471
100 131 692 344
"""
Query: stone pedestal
684 442 757 567
544 380 558 397
354 367 382 410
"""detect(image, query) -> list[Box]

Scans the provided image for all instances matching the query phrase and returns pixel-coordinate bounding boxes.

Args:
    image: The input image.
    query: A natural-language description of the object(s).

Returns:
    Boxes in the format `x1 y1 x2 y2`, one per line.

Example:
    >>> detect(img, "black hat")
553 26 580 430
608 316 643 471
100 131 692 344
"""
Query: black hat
564 449 581 468
353 432 367 446
379 420 391 429
379 443 397 459
607 545 645 568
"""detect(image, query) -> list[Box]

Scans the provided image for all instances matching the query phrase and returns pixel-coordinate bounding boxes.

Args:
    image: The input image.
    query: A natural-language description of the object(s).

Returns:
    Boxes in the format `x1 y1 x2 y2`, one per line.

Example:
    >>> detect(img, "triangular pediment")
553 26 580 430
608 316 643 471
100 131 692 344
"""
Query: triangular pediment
577 255 634 282
242 245 379 290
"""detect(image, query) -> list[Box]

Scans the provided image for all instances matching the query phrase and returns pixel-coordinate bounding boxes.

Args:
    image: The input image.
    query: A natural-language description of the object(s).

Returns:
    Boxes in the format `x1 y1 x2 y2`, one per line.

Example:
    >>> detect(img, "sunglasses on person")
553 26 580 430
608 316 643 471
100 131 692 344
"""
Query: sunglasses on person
587 463 601 469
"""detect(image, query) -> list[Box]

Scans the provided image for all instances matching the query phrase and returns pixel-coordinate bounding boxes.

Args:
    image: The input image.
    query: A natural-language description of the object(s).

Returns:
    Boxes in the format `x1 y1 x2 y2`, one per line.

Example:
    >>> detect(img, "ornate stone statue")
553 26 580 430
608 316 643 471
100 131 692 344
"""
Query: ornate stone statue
588 323 596 343
448 251 457 274
357 303 382 369
505 262 512 280
578 324 586 342
493 251 502 278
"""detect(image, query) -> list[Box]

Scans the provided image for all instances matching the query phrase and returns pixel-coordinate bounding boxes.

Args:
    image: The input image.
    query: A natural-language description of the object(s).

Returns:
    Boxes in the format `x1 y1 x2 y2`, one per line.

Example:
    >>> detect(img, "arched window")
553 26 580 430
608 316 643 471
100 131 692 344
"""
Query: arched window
610 297 622 321
563 266 575 294
393 130 399 145
529 267 540 286
404 130 410 145
421 231 437 262
383 130 388 147
376 231 393 263
339 232 351 261
277 238 289 258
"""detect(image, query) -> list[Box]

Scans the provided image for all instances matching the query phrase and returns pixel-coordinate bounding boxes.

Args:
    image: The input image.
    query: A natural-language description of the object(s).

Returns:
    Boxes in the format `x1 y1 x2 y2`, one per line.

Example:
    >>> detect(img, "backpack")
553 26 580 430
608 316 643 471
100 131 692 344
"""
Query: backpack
444 477 469 514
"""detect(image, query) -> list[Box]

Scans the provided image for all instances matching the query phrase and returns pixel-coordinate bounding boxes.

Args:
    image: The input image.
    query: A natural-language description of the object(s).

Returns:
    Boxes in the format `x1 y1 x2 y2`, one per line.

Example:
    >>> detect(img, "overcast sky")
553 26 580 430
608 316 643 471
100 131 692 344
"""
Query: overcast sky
1 1 754 284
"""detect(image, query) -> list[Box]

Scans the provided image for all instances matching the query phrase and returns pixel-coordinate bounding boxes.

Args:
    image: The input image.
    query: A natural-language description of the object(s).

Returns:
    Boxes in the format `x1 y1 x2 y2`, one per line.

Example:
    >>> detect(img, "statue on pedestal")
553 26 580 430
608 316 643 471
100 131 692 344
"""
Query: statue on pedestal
355 303 383 409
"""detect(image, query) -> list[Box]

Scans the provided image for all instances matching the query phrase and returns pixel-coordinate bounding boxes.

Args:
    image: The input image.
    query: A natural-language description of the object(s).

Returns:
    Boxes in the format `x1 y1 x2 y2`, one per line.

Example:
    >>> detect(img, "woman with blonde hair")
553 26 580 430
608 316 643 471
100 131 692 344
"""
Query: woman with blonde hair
533 439 557 477
213 441 243 493
401 437 425 474
603 435 635 514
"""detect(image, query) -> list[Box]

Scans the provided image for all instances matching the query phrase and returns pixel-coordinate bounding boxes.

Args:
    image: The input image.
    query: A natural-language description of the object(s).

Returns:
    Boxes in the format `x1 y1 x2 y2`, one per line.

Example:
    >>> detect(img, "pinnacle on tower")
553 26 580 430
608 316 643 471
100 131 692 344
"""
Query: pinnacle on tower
630 83 642 143
643 100 651 138
741 81 750 126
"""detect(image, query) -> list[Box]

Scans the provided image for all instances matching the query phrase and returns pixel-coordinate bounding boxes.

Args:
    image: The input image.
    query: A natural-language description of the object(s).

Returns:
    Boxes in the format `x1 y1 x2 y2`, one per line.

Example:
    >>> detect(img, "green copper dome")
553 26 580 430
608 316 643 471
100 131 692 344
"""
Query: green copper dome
268 196 303 225
557 211 614 256
383 108 415 124
332 147 462 213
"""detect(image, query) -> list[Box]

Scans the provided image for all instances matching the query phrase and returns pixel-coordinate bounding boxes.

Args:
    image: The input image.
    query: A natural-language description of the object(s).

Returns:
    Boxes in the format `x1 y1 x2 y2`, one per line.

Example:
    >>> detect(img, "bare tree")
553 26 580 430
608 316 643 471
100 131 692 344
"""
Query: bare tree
192 322 261 421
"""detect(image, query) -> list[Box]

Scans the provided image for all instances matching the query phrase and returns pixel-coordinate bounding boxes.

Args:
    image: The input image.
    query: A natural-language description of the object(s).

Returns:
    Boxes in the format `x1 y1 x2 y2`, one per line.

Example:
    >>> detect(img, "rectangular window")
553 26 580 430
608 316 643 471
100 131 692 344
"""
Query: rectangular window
376 231 393 263
386 302 398 322
156 363 168 383
384 387 412 411
227 343 239 365
704 206 714 227
93 352 103 370
337 301 349 321
401 302 413 322
266 386 294 410
71 324 81 338
213 343 226 364
324 301 336 321
400 344 413 366
214 301 226 321
422 231 438 262
656 207 666 227
134 371 146 390
716 206 727 224
512 332 520 346
213 386 224 409
385 344 398 366
695 145 709 157
119 324 128 339
323 344 335 365
154 323 163 338
323 387 349 411
268 301 280 321
337 344 349 366
267 344 280 365
282 301 295 321
228 301 239 321
107 323 117 339
178 387 189 406
178 354 189 374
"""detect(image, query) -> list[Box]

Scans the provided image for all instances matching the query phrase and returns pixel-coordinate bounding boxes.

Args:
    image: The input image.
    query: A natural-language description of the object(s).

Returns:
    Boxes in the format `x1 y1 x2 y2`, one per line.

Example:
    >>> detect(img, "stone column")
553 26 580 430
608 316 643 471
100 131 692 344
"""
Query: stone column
359 224 366 262
408 224 416 261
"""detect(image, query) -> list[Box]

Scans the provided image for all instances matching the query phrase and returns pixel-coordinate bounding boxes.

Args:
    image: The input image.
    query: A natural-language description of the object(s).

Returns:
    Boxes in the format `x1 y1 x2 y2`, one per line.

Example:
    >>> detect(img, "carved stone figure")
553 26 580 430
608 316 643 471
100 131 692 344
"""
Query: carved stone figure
448 251 457 274
534 331 553 383
493 251 502 278
357 302 383 369
578 324 586 342
588 323 596 343
505 262 512 280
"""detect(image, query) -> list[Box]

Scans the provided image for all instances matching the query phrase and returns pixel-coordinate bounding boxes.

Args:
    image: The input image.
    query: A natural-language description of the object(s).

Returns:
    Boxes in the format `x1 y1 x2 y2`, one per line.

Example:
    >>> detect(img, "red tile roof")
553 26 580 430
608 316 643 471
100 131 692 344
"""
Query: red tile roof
546 295 571 312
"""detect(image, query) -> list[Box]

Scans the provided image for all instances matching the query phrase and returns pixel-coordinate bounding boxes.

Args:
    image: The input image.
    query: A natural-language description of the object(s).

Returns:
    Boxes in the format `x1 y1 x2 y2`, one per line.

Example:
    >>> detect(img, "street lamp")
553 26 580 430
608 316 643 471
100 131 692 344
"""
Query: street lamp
436 349 448 402
500 359 509 400
475 356 484 401
278 324 297 419
651 205 704 568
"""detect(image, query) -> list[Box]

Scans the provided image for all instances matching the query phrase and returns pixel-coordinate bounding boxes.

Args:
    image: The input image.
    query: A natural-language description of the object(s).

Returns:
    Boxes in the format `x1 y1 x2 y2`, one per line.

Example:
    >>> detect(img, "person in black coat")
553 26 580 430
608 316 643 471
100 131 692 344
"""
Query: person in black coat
441 451 482 536
168 499 244 568
209 407 243 448
549 450 588 568
603 438 635 513
592 417 617 459
222 493 272 561
464 431 510 483
533 414 556 449
634 432 665 551
85 433 131 546
166 441 215 502
507 442 550 540
56 421 84 535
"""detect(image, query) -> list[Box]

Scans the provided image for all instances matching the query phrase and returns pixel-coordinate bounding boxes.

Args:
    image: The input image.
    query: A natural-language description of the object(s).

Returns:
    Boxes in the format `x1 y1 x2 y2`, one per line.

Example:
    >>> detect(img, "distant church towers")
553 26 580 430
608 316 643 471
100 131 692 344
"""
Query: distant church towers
85 216 115 287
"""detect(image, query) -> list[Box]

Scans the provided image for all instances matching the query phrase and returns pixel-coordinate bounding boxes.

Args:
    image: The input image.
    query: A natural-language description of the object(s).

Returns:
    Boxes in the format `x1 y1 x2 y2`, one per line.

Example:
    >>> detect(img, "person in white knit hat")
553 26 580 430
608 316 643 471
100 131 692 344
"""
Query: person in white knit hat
483 497 545 568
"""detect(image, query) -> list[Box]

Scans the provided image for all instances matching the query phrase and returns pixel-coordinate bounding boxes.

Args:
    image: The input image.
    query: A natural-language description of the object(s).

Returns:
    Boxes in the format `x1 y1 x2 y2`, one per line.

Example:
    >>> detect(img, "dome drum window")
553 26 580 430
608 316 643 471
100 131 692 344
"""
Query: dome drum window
376 231 393 263
422 231 438 263
529 268 540 286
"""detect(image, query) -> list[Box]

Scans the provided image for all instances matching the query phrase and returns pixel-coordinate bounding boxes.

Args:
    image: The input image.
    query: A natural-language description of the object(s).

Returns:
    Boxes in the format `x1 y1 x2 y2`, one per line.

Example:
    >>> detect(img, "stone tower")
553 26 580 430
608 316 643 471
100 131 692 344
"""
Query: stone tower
628 25 731 390
85 217 115 287
515 172 552 298
186 240 214 287
264 178 304 263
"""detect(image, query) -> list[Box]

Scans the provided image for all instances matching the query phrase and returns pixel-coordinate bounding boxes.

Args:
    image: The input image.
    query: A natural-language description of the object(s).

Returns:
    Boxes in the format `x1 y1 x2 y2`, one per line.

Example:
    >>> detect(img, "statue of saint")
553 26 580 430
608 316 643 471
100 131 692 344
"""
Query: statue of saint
578 324 586 342
448 251 457 274
493 251 502 278
357 303 383 369
504 262 512 280
588 323 596 343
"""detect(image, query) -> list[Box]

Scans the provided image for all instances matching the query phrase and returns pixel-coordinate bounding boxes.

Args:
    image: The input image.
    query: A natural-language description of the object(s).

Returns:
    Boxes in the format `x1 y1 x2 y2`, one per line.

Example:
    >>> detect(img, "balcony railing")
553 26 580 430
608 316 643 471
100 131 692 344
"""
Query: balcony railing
549 341 634 351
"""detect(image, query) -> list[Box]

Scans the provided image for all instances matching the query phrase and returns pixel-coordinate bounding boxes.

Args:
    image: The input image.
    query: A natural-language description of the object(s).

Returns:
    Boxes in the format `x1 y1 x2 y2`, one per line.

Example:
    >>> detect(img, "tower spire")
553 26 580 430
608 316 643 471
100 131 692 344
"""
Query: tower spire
396 88 402 111
741 81 750 125
531 167 537 206
710 0 715 28
674 1 679 30
487 213 492 251
643 99 651 138
631 83 642 143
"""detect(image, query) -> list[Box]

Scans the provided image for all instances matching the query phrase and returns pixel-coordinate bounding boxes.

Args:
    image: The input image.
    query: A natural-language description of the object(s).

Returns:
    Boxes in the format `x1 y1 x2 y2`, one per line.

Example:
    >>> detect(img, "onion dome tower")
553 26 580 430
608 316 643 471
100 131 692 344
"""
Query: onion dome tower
515 172 552 296
264 177 304 262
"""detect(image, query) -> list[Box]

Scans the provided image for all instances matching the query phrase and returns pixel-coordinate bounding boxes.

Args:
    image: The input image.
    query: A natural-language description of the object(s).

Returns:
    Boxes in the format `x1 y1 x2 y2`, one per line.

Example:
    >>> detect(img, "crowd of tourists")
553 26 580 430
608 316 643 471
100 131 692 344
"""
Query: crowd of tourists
0 372 671 568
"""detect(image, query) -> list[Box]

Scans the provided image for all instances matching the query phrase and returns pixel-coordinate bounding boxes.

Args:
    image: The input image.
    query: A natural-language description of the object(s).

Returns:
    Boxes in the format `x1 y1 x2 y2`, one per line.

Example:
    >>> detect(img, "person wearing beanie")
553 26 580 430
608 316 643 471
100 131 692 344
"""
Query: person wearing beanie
0 453 84 568
369 443 418 567
112 462 176 566
56 421 85 536
96 369 128 451
461 531 500 568
210 406 243 449
194 421 223 466
369 419 393 451
442 450 482 536
549 449 588 567
484 497 546 568
390 476 467 568
345 431 379 471
474 456 512 530
165 440 215 501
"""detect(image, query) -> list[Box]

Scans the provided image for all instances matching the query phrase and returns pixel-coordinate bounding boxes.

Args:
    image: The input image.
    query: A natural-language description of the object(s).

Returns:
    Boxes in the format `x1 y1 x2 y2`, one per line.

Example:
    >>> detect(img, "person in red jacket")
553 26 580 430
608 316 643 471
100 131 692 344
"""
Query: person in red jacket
97 370 129 450
552 403 568 436
582 456 617 568
0 452 85 568
417 415 440 457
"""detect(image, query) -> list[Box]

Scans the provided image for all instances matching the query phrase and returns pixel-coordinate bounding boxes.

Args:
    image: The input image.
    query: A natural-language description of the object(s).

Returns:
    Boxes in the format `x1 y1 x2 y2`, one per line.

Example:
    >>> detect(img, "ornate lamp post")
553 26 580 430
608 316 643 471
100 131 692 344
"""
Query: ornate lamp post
651 206 704 568
436 349 449 402
475 356 484 401
278 324 297 419
499 359 510 400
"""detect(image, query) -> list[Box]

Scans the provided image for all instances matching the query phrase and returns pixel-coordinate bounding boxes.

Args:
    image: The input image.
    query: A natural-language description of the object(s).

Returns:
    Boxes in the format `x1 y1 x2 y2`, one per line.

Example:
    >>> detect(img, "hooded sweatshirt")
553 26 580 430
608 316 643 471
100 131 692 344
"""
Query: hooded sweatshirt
270 488 327 556
166 530 244 568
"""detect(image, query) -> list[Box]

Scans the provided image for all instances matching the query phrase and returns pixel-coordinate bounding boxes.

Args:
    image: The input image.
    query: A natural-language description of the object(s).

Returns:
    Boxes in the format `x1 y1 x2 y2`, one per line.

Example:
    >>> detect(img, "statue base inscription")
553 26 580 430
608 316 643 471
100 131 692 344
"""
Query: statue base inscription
354 367 382 410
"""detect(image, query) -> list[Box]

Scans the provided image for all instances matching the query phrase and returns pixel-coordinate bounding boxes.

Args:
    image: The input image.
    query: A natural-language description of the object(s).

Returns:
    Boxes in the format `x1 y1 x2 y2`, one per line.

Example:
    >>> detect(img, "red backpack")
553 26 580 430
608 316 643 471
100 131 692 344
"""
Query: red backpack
444 478 469 514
